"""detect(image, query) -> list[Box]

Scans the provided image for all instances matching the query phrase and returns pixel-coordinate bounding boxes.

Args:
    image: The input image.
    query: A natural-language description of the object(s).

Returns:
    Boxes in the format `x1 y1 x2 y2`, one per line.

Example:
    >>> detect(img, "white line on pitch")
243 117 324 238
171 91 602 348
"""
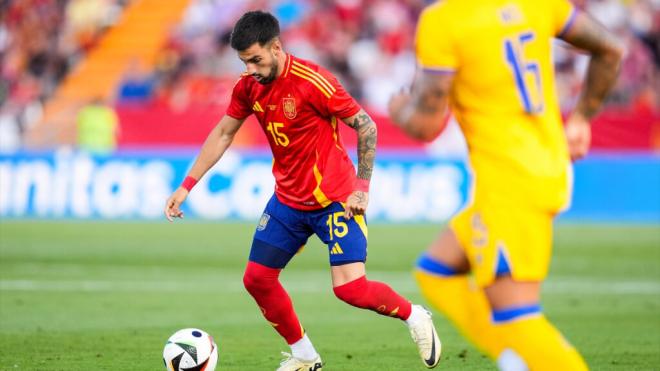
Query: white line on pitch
1 277 659 295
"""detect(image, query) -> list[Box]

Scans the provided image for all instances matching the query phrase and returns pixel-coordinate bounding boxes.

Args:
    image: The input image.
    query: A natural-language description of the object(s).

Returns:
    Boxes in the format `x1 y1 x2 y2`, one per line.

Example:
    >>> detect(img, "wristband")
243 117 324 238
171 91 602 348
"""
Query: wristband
181 176 198 192
355 178 370 193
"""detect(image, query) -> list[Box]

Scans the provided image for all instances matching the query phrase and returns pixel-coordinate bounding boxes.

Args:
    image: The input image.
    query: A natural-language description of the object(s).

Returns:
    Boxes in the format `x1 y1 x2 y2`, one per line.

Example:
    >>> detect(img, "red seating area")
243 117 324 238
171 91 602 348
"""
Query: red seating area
115 102 426 149
116 102 660 151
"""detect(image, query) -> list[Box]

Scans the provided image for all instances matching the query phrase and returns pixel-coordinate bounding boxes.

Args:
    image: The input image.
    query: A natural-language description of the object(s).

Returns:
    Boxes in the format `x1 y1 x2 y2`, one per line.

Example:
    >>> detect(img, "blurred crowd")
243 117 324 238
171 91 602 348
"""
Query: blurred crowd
556 0 660 115
1 0 659 151
0 0 129 150
145 0 424 112
151 0 660 114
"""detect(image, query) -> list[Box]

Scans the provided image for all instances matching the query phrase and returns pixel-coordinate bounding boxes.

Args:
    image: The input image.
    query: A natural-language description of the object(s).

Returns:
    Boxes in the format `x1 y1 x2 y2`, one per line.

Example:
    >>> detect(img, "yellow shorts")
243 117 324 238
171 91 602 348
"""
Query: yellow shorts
449 200 554 287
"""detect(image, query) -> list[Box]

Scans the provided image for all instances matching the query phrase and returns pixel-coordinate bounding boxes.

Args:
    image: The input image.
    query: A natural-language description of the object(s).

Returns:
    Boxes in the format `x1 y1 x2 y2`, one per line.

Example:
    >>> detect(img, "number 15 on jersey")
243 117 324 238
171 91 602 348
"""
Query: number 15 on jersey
504 32 544 114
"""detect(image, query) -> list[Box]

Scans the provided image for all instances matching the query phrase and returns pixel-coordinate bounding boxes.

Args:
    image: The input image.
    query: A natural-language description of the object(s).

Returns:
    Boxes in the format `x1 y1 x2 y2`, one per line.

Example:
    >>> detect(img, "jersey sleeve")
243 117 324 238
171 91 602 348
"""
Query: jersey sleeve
552 0 578 38
415 6 457 72
226 77 252 120
309 68 361 119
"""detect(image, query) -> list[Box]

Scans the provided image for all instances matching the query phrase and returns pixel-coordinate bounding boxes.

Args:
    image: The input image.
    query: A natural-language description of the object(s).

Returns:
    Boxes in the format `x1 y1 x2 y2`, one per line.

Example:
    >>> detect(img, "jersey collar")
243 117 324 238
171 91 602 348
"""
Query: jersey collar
282 53 293 79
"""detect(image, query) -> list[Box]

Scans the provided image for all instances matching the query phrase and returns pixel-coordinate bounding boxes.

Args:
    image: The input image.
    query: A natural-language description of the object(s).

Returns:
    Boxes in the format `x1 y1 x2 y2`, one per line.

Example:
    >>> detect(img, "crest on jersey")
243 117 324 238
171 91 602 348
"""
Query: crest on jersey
257 213 270 231
283 97 297 119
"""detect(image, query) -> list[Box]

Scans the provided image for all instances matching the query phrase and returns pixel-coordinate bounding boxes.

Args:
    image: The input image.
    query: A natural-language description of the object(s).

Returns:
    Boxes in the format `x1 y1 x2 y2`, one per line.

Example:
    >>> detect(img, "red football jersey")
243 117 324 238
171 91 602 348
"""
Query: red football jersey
226 54 361 210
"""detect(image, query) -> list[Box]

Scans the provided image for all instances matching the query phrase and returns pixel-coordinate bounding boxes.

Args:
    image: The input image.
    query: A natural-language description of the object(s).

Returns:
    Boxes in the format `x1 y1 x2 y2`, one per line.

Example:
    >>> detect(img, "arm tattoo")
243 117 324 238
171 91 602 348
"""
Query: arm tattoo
414 77 449 115
561 13 624 118
398 72 452 140
345 110 377 181
346 112 370 129
352 191 367 205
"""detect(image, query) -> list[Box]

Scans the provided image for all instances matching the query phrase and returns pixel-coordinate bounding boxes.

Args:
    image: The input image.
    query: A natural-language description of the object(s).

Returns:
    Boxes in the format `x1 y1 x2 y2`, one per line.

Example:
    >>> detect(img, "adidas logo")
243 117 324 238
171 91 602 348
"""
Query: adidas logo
330 242 343 255
252 101 264 112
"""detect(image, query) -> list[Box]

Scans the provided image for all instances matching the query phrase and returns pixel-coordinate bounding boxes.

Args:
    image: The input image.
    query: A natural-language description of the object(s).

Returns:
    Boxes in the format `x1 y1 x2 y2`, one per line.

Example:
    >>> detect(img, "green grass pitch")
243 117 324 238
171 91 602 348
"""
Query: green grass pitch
0 221 658 370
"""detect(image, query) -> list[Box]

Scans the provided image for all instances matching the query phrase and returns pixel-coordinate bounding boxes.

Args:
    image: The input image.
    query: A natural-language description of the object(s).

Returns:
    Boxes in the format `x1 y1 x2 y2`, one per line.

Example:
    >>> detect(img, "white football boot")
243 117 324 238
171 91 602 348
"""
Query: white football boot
276 352 323 371
408 305 442 368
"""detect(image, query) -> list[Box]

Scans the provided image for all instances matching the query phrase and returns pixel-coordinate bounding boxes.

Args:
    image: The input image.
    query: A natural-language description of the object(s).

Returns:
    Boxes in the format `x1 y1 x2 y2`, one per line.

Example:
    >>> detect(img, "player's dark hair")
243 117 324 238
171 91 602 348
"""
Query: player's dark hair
230 11 280 51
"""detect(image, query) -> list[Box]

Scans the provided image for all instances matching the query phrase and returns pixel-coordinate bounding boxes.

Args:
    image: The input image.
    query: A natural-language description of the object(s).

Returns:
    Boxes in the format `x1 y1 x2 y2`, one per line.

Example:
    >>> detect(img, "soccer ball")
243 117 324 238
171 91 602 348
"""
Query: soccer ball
163 328 218 371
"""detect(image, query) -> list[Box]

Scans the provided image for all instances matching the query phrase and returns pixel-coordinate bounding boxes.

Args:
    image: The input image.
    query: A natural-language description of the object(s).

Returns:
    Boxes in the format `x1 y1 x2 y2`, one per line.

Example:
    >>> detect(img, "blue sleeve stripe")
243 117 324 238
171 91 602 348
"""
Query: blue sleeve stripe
492 304 542 323
558 8 578 38
416 254 458 276
421 67 457 75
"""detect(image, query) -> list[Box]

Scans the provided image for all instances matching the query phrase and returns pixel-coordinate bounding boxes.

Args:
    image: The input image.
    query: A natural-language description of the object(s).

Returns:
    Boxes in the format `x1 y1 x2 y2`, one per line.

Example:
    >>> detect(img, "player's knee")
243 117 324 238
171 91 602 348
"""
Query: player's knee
242 269 262 295
243 261 279 295
423 229 470 273
485 276 541 310
242 271 257 294
333 276 369 307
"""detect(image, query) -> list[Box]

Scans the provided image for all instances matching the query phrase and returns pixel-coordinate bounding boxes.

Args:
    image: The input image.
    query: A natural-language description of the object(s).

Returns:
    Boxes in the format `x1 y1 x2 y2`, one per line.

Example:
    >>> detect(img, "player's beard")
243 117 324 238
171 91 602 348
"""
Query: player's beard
255 57 279 85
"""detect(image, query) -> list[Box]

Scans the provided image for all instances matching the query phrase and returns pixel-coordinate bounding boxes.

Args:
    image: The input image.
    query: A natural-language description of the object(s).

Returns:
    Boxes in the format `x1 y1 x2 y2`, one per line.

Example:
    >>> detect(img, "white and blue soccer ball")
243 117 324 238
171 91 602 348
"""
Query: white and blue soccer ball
163 328 218 371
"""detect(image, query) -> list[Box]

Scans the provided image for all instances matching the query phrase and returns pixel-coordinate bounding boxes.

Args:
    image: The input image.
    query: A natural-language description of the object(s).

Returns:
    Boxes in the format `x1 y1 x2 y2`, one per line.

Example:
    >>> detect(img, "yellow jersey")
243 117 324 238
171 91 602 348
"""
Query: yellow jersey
416 0 577 212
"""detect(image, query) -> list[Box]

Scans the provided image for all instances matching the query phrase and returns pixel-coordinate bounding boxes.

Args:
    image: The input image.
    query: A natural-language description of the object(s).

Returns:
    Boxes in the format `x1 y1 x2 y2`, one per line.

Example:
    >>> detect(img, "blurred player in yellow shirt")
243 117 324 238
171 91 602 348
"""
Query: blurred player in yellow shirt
388 0 624 370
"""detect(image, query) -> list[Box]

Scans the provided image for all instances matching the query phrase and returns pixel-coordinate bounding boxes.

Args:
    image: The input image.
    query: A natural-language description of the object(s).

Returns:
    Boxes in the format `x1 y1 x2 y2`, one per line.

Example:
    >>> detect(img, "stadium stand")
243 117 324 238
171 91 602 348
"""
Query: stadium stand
1 0 658 152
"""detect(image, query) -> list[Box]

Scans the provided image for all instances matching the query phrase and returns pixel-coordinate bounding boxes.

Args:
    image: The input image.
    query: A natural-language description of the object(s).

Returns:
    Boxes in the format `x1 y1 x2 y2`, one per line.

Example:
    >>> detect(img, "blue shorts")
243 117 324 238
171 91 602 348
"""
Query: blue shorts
250 194 368 268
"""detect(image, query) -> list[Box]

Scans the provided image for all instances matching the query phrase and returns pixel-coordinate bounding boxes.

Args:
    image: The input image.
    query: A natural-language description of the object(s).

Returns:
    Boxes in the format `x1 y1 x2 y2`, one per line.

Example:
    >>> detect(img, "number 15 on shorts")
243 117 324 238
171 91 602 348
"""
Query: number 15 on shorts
327 211 348 240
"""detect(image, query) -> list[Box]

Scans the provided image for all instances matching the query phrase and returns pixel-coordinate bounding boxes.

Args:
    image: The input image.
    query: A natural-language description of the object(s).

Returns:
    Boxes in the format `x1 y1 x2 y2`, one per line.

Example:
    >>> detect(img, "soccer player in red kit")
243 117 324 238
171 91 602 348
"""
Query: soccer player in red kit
164 11 441 371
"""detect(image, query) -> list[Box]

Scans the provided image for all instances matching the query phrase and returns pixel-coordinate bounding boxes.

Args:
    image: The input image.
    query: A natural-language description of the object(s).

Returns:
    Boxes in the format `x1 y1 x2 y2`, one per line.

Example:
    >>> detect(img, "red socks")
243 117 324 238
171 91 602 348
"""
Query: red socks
333 275 412 320
244 263 412 346
243 261 304 344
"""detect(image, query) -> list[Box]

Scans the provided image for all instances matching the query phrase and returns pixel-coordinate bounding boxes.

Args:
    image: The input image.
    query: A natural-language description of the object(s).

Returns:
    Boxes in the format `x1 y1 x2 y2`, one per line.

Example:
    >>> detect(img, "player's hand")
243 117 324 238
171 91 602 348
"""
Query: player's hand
344 190 368 219
164 187 189 222
387 89 412 126
565 112 592 161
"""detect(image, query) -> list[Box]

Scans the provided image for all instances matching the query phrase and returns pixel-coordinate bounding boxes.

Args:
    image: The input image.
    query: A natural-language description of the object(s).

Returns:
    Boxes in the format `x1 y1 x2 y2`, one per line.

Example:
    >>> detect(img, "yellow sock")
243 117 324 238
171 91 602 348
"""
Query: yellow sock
494 312 588 371
414 268 502 358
